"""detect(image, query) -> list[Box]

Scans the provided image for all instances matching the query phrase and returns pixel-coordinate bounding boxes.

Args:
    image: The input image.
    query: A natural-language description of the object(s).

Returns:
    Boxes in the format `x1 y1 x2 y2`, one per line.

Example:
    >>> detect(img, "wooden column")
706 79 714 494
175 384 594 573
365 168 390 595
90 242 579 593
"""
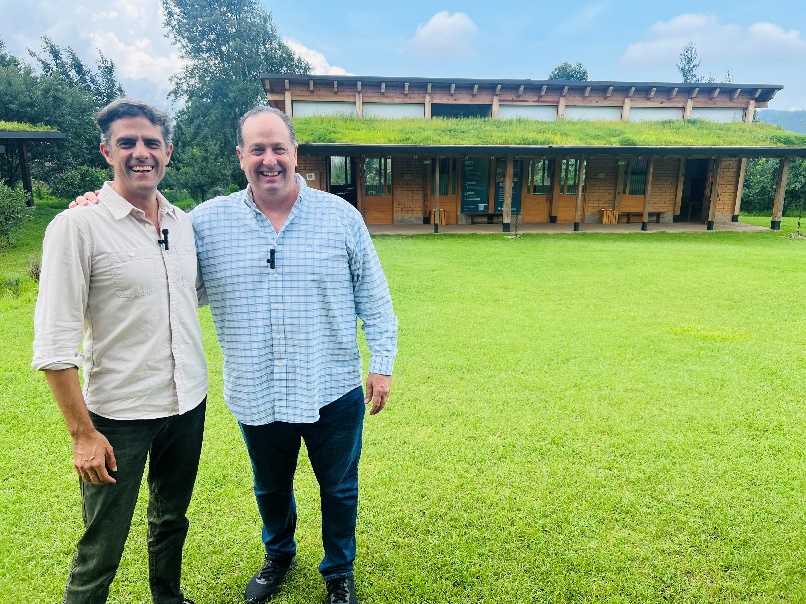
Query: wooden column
284 91 293 117
557 97 566 119
641 156 655 231
672 158 685 221
744 100 755 124
425 83 432 119
357 155 366 219
492 95 500 119
502 155 513 232
549 158 560 222
771 156 790 230
573 156 585 231
733 158 747 221
356 91 363 117
434 155 441 233
18 140 33 206
706 157 722 230
684 98 693 120
614 160 625 214
621 98 630 121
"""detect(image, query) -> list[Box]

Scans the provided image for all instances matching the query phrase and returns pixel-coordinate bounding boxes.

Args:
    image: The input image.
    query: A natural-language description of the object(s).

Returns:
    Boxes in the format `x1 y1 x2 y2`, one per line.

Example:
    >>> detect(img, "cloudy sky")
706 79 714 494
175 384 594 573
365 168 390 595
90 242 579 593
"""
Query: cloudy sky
2 0 805 110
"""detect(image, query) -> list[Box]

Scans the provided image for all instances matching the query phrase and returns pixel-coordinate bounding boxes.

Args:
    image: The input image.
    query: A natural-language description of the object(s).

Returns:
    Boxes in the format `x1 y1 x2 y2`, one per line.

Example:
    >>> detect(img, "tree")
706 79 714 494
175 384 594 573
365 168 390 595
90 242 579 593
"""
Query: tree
27 36 125 107
547 61 589 81
677 42 701 83
162 0 311 186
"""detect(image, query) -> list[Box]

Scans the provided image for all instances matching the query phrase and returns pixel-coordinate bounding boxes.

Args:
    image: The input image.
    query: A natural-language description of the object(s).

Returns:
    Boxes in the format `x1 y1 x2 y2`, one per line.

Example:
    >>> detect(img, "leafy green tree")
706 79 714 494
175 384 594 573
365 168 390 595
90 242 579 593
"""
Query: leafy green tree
169 141 228 203
162 0 311 186
677 42 702 83
27 36 124 107
0 182 33 245
547 61 589 81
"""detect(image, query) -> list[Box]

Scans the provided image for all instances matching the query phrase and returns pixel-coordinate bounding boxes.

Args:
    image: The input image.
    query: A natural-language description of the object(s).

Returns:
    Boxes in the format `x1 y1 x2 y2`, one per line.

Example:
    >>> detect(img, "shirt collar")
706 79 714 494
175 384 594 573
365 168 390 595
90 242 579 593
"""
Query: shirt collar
243 173 307 213
99 182 177 221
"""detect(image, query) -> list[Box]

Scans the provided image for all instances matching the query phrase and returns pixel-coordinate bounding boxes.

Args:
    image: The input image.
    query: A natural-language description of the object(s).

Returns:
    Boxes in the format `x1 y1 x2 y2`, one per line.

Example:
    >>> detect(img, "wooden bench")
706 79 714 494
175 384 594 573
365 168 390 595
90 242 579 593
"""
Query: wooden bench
620 211 664 224
469 213 503 224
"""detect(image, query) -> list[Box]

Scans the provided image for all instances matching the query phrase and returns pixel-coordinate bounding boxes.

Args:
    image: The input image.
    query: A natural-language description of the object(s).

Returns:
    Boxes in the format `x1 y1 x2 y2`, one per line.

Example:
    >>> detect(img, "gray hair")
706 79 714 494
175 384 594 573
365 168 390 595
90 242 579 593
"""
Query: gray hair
94 98 172 146
237 106 296 148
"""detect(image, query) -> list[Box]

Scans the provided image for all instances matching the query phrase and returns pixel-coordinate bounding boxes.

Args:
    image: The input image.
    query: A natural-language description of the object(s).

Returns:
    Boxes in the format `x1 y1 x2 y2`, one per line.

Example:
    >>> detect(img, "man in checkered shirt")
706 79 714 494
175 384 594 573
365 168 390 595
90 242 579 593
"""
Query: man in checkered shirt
191 106 397 604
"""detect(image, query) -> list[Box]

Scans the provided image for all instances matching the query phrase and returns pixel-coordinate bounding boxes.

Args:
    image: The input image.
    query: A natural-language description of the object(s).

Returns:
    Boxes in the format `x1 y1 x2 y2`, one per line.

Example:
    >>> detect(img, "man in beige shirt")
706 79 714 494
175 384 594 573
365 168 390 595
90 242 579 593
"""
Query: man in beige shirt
32 98 206 604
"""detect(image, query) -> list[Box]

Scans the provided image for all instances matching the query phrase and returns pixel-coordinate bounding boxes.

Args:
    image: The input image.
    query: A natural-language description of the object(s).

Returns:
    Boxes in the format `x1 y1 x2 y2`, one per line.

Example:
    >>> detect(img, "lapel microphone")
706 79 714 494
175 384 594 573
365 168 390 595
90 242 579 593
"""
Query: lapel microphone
157 229 169 250
267 248 276 269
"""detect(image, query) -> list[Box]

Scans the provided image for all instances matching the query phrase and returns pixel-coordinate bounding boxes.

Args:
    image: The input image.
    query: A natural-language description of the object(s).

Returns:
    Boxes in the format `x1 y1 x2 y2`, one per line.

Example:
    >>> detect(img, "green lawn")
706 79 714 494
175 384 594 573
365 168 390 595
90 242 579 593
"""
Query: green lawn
2 212 806 602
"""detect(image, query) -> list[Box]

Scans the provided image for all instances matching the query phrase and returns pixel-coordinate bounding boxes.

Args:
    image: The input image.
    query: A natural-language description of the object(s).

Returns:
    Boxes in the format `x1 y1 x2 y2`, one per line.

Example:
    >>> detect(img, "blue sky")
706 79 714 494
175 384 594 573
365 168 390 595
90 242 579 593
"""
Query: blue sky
2 0 805 110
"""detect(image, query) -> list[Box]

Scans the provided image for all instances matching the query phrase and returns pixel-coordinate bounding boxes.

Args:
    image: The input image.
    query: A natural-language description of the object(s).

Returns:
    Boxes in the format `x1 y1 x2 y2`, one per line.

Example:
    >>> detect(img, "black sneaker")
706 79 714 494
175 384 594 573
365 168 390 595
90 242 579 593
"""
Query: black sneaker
323 575 357 604
244 555 296 603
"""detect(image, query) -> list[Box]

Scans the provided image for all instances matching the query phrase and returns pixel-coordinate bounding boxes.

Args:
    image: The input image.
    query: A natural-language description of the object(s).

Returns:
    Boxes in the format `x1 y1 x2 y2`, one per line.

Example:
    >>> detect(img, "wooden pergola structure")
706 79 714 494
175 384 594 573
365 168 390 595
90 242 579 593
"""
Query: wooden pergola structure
0 130 66 206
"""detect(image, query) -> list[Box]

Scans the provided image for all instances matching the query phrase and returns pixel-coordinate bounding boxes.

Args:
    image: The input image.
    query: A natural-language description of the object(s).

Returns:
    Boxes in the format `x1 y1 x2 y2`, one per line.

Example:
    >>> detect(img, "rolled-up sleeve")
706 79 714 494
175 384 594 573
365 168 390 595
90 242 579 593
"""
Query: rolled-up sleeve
32 214 90 371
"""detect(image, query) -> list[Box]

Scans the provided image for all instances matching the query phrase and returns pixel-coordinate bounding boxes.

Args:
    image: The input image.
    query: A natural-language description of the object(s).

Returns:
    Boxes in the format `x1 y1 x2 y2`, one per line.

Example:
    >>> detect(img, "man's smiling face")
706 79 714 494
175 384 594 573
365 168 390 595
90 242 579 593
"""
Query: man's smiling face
100 116 172 201
236 111 298 205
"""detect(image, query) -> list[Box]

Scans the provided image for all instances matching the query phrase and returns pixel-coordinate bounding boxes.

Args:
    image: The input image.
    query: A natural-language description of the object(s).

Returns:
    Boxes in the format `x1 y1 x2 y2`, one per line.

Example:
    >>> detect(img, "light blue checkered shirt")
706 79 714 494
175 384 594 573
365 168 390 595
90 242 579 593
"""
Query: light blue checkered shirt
191 176 397 425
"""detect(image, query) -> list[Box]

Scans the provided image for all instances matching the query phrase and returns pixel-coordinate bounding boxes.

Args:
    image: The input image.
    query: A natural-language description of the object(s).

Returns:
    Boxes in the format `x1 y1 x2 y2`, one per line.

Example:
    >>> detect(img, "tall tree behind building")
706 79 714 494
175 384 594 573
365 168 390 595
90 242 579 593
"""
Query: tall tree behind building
163 0 311 191
547 61 589 81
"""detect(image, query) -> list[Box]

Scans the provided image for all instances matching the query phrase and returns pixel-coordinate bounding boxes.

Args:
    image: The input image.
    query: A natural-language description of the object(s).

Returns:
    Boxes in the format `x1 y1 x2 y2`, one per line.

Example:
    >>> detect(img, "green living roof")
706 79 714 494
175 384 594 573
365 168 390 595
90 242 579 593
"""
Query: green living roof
0 121 57 132
293 116 806 148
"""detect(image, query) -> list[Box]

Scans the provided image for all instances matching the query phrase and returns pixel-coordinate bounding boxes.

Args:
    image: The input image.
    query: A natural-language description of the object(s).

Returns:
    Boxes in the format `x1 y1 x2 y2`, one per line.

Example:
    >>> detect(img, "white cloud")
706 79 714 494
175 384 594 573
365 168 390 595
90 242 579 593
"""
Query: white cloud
621 13 806 68
285 39 351 75
86 31 182 88
407 11 478 60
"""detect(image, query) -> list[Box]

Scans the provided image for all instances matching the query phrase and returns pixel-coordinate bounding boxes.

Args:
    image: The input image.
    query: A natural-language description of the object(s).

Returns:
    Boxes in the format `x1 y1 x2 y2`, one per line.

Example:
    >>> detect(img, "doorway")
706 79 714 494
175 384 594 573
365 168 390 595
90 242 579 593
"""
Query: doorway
328 156 357 207
680 159 709 222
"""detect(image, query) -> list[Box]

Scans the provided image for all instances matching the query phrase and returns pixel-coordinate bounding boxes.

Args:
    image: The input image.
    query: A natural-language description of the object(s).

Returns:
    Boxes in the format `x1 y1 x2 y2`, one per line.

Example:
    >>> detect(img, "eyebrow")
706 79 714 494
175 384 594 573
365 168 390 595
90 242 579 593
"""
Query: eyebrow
116 136 163 146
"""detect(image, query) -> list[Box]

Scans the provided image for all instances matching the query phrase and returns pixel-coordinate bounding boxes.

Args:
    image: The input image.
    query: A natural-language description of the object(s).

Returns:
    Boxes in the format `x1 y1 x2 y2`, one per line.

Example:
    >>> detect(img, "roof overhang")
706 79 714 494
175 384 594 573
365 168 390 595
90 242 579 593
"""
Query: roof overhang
297 143 806 159
0 131 66 141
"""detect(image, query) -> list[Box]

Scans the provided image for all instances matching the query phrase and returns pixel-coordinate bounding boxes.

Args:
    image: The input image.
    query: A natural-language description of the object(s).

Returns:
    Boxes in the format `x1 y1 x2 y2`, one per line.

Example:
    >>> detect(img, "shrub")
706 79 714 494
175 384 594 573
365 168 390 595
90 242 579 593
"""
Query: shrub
0 183 33 245
28 256 41 283
161 188 193 204
32 179 52 201
49 166 110 200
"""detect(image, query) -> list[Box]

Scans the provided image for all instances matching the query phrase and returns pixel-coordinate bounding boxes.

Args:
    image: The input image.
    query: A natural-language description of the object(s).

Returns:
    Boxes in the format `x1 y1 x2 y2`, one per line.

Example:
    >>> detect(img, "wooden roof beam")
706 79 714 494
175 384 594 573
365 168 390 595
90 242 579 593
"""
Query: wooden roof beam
427 82 432 94
333 80 338 93
668 87 678 100
309 80 314 93
517 84 524 97
689 87 699 98
710 87 720 99
450 83 455 95
628 86 635 98
404 82 409 95
605 86 613 98
583 86 591 97
731 88 741 100
647 87 656 99
472 83 478 96
540 85 547 97
495 84 502 96
284 79 290 91
561 85 569 97
753 88 762 99
768 89 778 100
381 82 385 94
356 81 361 92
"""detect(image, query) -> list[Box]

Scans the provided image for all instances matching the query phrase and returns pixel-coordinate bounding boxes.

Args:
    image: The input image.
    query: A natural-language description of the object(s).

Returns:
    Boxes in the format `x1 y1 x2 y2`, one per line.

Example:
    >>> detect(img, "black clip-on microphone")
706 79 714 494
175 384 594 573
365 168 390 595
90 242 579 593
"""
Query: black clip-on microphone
157 229 169 250
267 248 276 269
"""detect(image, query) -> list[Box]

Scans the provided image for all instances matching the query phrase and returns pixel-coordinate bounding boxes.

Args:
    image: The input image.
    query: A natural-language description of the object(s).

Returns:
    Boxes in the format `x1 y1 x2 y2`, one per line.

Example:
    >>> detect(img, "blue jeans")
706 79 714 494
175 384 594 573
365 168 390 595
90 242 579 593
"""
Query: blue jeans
240 387 365 580
63 400 206 604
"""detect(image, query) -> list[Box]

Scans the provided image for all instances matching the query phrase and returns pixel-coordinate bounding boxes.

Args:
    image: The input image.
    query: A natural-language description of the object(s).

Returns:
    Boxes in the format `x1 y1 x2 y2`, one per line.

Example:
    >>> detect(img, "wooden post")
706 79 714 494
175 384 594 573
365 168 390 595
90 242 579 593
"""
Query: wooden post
492 95 500 119
684 98 693 120
557 97 566 119
356 91 363 117
18 140 34 206
614 159 625 215
673 158 685 221
357 155 366 219
641 156 654 231
771 156 790 230
549 158 560 222
621 98 630 121
744 100 755 124
434 155 441 233
425 83 432 119
706 157 722 230
733 158 747 221
573 156 585 231
502 155 513 232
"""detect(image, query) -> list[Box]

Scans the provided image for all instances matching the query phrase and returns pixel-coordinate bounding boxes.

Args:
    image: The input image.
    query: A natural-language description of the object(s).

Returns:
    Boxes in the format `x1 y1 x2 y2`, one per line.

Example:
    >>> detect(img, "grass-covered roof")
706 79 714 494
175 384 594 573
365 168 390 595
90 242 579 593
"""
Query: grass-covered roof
0 121 57 132
293 116 806 148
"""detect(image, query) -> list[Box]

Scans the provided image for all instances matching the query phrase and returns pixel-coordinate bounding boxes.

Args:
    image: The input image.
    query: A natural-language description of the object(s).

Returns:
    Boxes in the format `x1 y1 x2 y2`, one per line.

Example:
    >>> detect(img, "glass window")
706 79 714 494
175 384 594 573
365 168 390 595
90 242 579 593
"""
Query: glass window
330 156 352 186
561 158 585 195
528 159 551 195
621 159 648 195
365 157 392 196
430 158 457 196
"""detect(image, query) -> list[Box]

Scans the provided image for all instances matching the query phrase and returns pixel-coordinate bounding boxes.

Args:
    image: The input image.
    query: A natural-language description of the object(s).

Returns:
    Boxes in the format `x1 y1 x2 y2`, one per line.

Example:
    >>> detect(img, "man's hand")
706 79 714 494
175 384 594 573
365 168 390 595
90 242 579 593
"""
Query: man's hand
365 373 391 415
70 190 101 208
72 429 117 484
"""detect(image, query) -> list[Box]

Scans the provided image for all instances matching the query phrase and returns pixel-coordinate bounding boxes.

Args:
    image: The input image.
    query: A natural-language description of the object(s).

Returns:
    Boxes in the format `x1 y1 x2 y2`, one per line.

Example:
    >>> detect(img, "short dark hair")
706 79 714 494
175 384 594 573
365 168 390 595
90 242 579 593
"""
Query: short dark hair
94 98 172 146
237 106 296 148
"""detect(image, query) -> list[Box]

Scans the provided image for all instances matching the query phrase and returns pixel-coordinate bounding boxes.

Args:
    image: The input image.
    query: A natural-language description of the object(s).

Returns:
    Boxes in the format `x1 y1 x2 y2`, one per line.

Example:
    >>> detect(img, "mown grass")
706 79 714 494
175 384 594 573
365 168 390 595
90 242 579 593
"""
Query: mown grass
2 212 806 602
294 116 806 147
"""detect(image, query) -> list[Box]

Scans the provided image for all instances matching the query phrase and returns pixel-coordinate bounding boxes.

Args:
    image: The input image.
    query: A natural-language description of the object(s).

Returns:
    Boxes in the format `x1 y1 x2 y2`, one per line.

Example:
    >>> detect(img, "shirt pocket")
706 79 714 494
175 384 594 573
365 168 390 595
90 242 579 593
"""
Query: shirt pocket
176 243 198 289
110 247 159 298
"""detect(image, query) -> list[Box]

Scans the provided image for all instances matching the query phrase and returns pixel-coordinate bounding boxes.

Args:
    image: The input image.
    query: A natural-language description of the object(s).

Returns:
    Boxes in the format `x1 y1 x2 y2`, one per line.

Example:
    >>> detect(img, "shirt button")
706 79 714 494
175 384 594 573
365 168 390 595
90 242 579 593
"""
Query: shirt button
171 313 178 320
277 361 284 367
129 252 136 257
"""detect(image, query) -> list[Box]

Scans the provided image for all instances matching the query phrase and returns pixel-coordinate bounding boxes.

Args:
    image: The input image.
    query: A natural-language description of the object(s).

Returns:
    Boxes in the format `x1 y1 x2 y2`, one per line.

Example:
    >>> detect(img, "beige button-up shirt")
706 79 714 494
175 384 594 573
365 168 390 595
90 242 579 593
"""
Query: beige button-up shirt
32 183 207 420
